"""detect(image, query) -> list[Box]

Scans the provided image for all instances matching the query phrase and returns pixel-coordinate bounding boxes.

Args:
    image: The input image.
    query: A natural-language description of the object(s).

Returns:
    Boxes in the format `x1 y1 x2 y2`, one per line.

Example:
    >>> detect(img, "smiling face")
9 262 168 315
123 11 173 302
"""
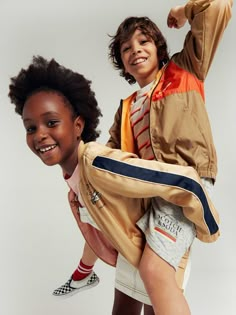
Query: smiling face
22 91 84 175
120 29 159 87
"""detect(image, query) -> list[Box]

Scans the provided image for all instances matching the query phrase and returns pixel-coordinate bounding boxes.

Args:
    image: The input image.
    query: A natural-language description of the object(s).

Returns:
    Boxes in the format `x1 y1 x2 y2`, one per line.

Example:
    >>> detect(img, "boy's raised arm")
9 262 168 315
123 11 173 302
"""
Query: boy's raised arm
172 0 233 80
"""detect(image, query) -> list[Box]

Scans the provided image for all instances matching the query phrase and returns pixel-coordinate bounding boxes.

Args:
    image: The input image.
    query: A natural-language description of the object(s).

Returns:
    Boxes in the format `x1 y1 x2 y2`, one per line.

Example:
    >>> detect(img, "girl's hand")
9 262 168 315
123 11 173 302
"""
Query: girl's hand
68 188 80 220
167 5 187 29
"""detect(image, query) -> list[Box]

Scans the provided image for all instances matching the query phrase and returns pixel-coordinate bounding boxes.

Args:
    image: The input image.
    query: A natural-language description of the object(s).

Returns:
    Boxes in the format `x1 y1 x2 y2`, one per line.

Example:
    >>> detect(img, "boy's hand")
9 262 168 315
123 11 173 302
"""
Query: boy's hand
167 5 187 29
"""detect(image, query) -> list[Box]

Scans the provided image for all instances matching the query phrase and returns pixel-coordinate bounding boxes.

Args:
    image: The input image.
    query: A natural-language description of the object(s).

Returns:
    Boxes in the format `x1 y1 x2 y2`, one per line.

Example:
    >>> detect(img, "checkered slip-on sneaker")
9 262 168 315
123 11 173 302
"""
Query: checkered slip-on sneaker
52 271 100 298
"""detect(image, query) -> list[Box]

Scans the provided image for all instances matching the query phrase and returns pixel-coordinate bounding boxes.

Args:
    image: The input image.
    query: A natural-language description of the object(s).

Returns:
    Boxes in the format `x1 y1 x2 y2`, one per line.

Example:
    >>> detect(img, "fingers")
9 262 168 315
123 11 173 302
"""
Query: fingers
167 14 178 28
68 188 76 202
167 5 187 29
68 189 78 205
68 189 80 214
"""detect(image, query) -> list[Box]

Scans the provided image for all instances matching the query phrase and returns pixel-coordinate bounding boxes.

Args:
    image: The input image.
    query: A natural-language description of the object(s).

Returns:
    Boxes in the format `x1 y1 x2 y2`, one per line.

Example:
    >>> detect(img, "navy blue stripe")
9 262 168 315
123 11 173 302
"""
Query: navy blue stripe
92 156 218 235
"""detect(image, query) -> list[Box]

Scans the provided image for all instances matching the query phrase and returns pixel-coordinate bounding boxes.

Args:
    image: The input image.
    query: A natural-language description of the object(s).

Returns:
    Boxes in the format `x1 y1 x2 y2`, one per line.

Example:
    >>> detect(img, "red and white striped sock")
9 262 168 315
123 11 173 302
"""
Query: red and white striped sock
72 259 94 281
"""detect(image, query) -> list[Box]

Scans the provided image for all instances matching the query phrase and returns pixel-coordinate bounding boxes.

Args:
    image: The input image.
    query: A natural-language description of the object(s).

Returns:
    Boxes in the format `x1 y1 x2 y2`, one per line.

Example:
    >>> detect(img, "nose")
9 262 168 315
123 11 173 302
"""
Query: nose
33 127 48 144
131 44 141 55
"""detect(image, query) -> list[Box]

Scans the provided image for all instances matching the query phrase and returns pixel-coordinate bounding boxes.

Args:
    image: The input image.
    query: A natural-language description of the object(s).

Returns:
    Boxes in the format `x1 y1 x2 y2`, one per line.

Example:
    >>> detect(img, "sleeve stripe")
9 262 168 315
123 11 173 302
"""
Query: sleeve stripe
92 156 219 235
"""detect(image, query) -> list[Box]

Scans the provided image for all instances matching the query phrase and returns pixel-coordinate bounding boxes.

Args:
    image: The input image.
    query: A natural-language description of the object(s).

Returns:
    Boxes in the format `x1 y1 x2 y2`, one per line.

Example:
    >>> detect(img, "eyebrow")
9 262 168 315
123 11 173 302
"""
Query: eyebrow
23 111 59 123
121 31 146 45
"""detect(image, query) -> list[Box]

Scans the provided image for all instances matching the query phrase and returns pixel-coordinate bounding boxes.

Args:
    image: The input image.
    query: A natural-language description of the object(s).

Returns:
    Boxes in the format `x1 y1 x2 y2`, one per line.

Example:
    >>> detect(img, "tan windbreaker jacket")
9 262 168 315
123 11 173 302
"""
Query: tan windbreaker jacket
75 141 219 273
107 0 233 181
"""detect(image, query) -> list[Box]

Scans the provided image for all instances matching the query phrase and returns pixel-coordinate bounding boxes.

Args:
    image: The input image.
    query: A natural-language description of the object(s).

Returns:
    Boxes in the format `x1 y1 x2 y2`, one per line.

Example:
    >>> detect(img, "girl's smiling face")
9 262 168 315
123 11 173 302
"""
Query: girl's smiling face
22 91 84 175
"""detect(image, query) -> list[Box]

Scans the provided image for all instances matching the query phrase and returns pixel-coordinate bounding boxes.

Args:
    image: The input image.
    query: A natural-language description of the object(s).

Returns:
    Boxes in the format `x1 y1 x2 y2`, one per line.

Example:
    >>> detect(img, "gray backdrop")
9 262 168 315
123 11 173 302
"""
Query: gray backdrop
0 0 235 314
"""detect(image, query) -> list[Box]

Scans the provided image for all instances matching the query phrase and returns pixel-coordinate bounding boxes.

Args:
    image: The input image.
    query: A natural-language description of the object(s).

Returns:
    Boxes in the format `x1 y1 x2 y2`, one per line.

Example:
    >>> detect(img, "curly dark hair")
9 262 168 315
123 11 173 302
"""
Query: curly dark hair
8 56 102 142
109 16 170 85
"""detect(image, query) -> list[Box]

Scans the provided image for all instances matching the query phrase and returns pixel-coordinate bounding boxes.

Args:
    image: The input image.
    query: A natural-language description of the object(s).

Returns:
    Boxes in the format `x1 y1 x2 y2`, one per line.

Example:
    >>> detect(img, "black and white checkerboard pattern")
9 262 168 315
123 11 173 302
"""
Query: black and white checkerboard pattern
53 271 99 297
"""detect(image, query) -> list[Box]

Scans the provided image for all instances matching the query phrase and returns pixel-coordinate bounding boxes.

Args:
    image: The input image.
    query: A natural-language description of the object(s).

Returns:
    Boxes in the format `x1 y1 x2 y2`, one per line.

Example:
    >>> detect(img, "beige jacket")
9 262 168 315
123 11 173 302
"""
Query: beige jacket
76 141 220 271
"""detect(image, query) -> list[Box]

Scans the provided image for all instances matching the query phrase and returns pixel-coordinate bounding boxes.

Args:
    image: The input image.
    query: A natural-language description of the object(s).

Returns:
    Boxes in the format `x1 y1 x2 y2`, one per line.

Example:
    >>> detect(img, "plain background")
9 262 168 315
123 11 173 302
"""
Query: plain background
0 0 235 314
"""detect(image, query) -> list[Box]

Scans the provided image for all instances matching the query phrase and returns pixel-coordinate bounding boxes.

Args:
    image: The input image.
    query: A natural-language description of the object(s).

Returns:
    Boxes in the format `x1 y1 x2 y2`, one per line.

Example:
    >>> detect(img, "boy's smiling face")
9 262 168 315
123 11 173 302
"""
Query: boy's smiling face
120 29 159 87
22 91 84 175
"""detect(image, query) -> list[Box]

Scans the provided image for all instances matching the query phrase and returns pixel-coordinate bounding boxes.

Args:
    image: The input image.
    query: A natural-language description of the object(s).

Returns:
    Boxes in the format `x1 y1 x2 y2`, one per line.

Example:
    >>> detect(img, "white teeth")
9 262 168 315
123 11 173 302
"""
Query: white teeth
133 58 146 65
39 145 56 153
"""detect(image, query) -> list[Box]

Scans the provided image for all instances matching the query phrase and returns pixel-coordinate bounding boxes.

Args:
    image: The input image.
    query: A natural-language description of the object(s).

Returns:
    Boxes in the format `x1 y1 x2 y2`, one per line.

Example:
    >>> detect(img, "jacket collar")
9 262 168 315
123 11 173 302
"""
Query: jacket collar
78 140 86 163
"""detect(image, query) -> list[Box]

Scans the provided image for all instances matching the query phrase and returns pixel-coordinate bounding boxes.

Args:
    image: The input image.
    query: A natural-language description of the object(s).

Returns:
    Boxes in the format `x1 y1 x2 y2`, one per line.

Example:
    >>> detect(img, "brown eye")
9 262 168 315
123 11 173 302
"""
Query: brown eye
25 125 36 134
47 120 59 127
122 46 130 53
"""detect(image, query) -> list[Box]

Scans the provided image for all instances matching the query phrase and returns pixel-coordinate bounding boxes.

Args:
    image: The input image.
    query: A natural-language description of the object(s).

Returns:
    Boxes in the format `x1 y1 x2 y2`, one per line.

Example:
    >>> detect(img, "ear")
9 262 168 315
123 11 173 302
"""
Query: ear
74 116 85 139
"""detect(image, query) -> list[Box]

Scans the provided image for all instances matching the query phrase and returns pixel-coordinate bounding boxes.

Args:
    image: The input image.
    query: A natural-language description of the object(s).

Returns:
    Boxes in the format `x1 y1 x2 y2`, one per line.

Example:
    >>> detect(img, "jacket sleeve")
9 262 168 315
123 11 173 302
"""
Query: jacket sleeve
83 142 220 242
173 0 233 80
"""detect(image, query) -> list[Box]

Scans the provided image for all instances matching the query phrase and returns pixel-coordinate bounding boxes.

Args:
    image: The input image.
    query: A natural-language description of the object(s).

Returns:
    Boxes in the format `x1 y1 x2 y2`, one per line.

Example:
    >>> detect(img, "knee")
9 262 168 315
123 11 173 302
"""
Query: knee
139 252 175 286
139 254 158 283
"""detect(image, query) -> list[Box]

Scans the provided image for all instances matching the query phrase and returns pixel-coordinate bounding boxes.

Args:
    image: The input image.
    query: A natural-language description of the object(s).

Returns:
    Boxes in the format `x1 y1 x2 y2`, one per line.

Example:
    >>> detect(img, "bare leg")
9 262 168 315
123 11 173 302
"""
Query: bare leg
112 289 143 315
139 244 191 315
81 241 98 265
144 304 155 315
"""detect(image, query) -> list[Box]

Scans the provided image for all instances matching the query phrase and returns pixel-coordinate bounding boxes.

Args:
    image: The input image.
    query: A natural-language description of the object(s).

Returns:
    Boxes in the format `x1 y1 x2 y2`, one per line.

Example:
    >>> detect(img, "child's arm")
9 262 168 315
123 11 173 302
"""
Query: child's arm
81 142 220 243
171 0 233 80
